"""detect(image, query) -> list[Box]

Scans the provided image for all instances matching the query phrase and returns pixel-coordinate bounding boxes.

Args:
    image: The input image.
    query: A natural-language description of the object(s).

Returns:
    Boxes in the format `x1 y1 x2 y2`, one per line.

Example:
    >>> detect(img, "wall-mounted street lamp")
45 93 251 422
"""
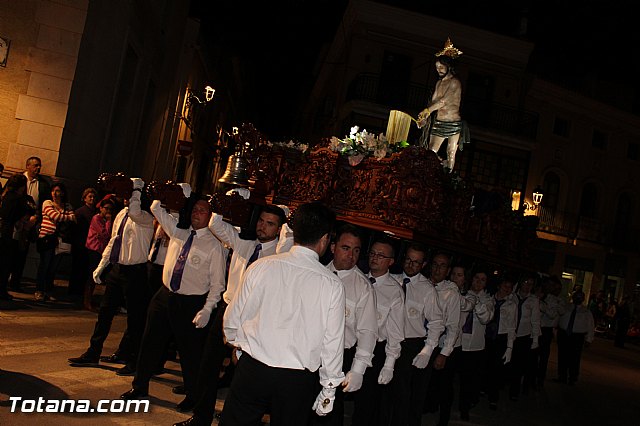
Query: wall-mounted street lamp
187 85 215 107
523 185 544 212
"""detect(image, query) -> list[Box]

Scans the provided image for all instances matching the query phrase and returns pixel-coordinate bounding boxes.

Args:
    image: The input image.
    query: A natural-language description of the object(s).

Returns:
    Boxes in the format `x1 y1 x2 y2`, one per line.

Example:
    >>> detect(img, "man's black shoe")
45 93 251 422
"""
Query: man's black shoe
121 388 148 400
172 385 186 395
173 415 208 426
100 353 128 364
116 364 136 376
176 396 196 413
68 353 99 366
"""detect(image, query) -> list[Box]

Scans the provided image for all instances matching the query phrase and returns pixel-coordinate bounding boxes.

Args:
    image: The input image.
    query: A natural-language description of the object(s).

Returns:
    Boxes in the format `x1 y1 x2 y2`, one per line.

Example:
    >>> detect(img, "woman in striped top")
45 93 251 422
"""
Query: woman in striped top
35 182 76 302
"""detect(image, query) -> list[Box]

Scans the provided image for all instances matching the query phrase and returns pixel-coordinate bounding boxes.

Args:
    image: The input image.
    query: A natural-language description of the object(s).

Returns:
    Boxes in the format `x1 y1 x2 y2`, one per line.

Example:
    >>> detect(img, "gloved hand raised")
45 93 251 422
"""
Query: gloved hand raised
130 177 145 190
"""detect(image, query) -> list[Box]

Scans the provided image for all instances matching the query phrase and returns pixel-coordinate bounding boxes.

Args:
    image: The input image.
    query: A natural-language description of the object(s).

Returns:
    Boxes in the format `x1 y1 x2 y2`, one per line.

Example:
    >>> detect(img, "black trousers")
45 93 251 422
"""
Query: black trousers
484 334 508 404
8 241 29 289
391 338 433 426
86 263 149 362
351 340 390 426
219 353 317 426
191 299 229 423
458 349 484 414
556 329 585 383
0 237 18 295
132 286 210 398
429 346 459 426
537 327 554 383
509 335 536 398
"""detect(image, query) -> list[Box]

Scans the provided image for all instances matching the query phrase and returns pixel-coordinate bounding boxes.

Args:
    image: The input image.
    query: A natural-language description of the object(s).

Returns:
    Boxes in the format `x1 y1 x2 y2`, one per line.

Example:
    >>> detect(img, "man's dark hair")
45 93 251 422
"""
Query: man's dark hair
431 251 452 266
435 55 456 75
261 204 287 226
334 223 362 244
371 236 397 258
26 156 41 167
405 242 428 260
291 201 335 246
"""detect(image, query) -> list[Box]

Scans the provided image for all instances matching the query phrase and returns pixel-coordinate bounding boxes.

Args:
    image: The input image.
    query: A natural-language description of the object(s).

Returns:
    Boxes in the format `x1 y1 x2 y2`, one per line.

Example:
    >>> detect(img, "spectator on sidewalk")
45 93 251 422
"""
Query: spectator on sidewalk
69 187 98 298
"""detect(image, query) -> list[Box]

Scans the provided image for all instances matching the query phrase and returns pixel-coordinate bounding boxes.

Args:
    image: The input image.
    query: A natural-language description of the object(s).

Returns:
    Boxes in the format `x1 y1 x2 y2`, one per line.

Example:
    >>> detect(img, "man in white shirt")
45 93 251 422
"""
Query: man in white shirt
509 274 541 401
390 243 444 426
424 252 461 426
121 195 227 412
9 156 50 291
352 237 404 426
555 290 594 385
536 275 566 388
68 178 154 376
221 201 345 425
174 204 289 426
311 223 377 426
458 267 494 421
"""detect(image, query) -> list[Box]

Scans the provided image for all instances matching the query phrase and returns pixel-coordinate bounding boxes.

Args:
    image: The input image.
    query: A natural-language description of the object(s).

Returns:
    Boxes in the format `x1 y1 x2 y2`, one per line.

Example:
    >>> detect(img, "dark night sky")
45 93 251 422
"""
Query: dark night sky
192 0 639 139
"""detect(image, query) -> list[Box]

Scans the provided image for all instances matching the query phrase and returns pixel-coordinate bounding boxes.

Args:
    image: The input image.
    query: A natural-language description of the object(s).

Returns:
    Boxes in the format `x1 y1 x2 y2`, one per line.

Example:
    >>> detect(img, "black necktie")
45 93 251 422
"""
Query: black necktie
516 295 526 333
170 230 196 292
567 306 577 335
402 277 410 294
462 311 474 334
246 243 262 269
150 237 162 263
369 276 376 285
109 212 129 264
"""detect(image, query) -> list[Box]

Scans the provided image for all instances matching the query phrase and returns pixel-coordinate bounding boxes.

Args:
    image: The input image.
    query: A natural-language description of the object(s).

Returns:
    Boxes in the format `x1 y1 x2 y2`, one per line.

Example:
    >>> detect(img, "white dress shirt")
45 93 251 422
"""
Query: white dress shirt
97 190 154 271
367 271 404 363
459 289 495 351
209 213 279 304
392 272 444 358
432 279 462 357
24 172 40 206
539 293 567 328
224 245 346 388
328 261 377 369
495 294 518 347
558 305 595 343
151 201 226 312
515 291 542 339
148 225 169 265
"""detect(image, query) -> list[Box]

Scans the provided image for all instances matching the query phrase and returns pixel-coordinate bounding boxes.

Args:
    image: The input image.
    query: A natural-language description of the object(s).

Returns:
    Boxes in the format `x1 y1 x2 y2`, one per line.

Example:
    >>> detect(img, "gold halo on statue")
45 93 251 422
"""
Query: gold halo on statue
435 37 463 59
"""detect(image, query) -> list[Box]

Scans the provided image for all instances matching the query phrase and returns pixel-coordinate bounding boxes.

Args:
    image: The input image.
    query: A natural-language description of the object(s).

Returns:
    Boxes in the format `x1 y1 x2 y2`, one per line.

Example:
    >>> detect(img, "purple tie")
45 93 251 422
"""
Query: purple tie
402 277 410 294
246 243 262 269
170 230 196 292
109 212 129 264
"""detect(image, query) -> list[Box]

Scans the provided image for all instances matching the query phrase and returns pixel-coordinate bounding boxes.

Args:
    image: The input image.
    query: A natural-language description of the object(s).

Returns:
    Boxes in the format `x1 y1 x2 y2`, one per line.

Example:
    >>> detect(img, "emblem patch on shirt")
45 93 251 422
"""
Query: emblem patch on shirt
409 308 418 316
191 255 201 265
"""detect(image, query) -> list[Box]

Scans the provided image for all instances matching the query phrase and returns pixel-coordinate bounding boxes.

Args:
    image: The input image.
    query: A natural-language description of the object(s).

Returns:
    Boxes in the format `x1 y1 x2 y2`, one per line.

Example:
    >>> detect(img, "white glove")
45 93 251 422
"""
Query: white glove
277 204 290 218
412 345 432 369
192 308 212 328
343 359 367 392
466 294 478 309
226 187 250 200
177 183 192 198
130 177 145 190
531 338 539 350
378 367 394 385
312 387 336 416
502 347 512 364
92 266 104 284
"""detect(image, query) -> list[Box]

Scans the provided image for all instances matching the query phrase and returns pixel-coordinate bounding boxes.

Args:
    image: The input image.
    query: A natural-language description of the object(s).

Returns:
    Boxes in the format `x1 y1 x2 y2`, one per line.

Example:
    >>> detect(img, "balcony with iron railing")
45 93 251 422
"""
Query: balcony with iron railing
345 73 539 140
536 206 640 251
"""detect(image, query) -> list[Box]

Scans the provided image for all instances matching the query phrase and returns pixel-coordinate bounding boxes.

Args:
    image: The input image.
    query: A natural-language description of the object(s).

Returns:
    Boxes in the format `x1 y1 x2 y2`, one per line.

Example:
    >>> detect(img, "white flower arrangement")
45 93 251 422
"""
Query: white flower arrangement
329 126 408 166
